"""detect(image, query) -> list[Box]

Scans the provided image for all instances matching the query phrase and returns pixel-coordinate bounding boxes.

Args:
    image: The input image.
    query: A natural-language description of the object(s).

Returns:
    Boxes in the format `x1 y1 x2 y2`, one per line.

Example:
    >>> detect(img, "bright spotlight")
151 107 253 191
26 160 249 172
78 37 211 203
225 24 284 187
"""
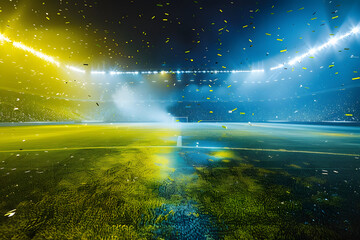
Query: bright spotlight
288 57 301 66
308 48 317 55
91 71 106 74
110 71 122 75
12 41 60 66
270 64 284 71
329 37 339 45
352 26 360 34
251 69 265 73
0 33 11 42
271 25 360 70
66 65 86 73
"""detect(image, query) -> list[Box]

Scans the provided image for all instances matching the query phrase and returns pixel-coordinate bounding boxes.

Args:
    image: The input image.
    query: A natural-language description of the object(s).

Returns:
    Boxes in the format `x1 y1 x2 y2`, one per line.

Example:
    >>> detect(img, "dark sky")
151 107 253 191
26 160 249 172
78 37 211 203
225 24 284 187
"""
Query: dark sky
1 0 360 122
2 0 359 71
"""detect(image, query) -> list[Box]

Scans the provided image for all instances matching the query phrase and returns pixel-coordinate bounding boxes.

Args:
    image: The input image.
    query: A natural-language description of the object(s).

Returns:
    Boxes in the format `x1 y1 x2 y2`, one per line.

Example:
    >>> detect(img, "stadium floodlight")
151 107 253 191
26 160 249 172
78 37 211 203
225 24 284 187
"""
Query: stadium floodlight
252 69 265 72
2 32 266 75
277 26 360 70
308 48 317 55
12 41 60 66
66 65 86 73
270 64 285 71
0 33 11 42
352 26 360 34
110 71 122 75
91 71 106 74
288 57 301 66
329 37 339 46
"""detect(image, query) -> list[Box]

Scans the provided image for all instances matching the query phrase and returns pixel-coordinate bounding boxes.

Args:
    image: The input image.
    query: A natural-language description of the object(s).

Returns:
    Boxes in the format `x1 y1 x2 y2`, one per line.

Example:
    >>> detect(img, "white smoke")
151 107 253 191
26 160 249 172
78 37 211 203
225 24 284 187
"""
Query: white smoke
112 85 173 122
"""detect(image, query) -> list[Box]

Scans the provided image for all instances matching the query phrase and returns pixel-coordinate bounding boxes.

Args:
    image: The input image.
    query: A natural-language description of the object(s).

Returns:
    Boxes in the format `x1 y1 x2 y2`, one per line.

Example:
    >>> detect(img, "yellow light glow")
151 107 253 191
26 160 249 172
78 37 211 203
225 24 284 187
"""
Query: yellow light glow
12 41 60 66
0 33 60 67
0 33 11 42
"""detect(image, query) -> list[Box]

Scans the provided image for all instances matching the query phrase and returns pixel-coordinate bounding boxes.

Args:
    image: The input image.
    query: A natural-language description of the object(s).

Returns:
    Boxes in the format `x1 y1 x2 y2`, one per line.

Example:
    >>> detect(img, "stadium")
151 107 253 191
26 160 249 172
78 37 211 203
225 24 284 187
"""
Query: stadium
1 0 360 239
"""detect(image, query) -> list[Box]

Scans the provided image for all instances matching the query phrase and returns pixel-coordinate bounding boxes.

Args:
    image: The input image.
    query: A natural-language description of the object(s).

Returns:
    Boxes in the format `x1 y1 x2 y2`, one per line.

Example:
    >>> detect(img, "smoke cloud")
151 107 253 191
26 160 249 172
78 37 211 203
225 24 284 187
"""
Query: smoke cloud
112 84 173 122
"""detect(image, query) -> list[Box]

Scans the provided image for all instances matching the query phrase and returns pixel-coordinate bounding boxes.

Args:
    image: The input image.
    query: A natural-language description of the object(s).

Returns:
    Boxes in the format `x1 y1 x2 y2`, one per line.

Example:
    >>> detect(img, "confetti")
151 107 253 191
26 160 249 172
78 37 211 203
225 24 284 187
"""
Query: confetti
4 209 16 217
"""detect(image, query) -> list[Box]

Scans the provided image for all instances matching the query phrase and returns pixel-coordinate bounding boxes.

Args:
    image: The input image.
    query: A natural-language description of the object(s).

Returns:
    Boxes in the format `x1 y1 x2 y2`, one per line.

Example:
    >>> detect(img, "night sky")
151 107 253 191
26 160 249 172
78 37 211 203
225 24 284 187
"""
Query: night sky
0 0 360 122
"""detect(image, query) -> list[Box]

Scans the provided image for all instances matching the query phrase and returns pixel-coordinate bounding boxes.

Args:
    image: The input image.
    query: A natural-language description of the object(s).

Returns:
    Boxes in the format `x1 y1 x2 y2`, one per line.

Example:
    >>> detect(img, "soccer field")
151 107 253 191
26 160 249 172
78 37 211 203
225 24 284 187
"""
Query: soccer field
0 123 360 239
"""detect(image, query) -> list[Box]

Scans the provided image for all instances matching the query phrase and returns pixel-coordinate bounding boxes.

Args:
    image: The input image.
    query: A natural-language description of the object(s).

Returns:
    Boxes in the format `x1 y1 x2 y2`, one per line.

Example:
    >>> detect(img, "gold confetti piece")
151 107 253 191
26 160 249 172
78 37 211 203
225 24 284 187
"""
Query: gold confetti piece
302 67 307 70
345 114 353 116
329 65 335 68
152 16 156 19
352 77 360 80
185 50 190 53
209 111 213 113
240 112 245 115
265 33 271 36
4 209 16 217
219 9 223 12
224 20 227 23
217 53 222 56
280 49 287 52
222 66 226 68
287 10 293 13
46 17 50 20
243 25 248 28
311 17 317 20
227 85 232 88
206 97 210 99
298 7 304 10
198 120 203 123
249 39 252 42
332 16 338 19
222 125 227 129
277 38 283 41
335 72 338 74
231 108 237 112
